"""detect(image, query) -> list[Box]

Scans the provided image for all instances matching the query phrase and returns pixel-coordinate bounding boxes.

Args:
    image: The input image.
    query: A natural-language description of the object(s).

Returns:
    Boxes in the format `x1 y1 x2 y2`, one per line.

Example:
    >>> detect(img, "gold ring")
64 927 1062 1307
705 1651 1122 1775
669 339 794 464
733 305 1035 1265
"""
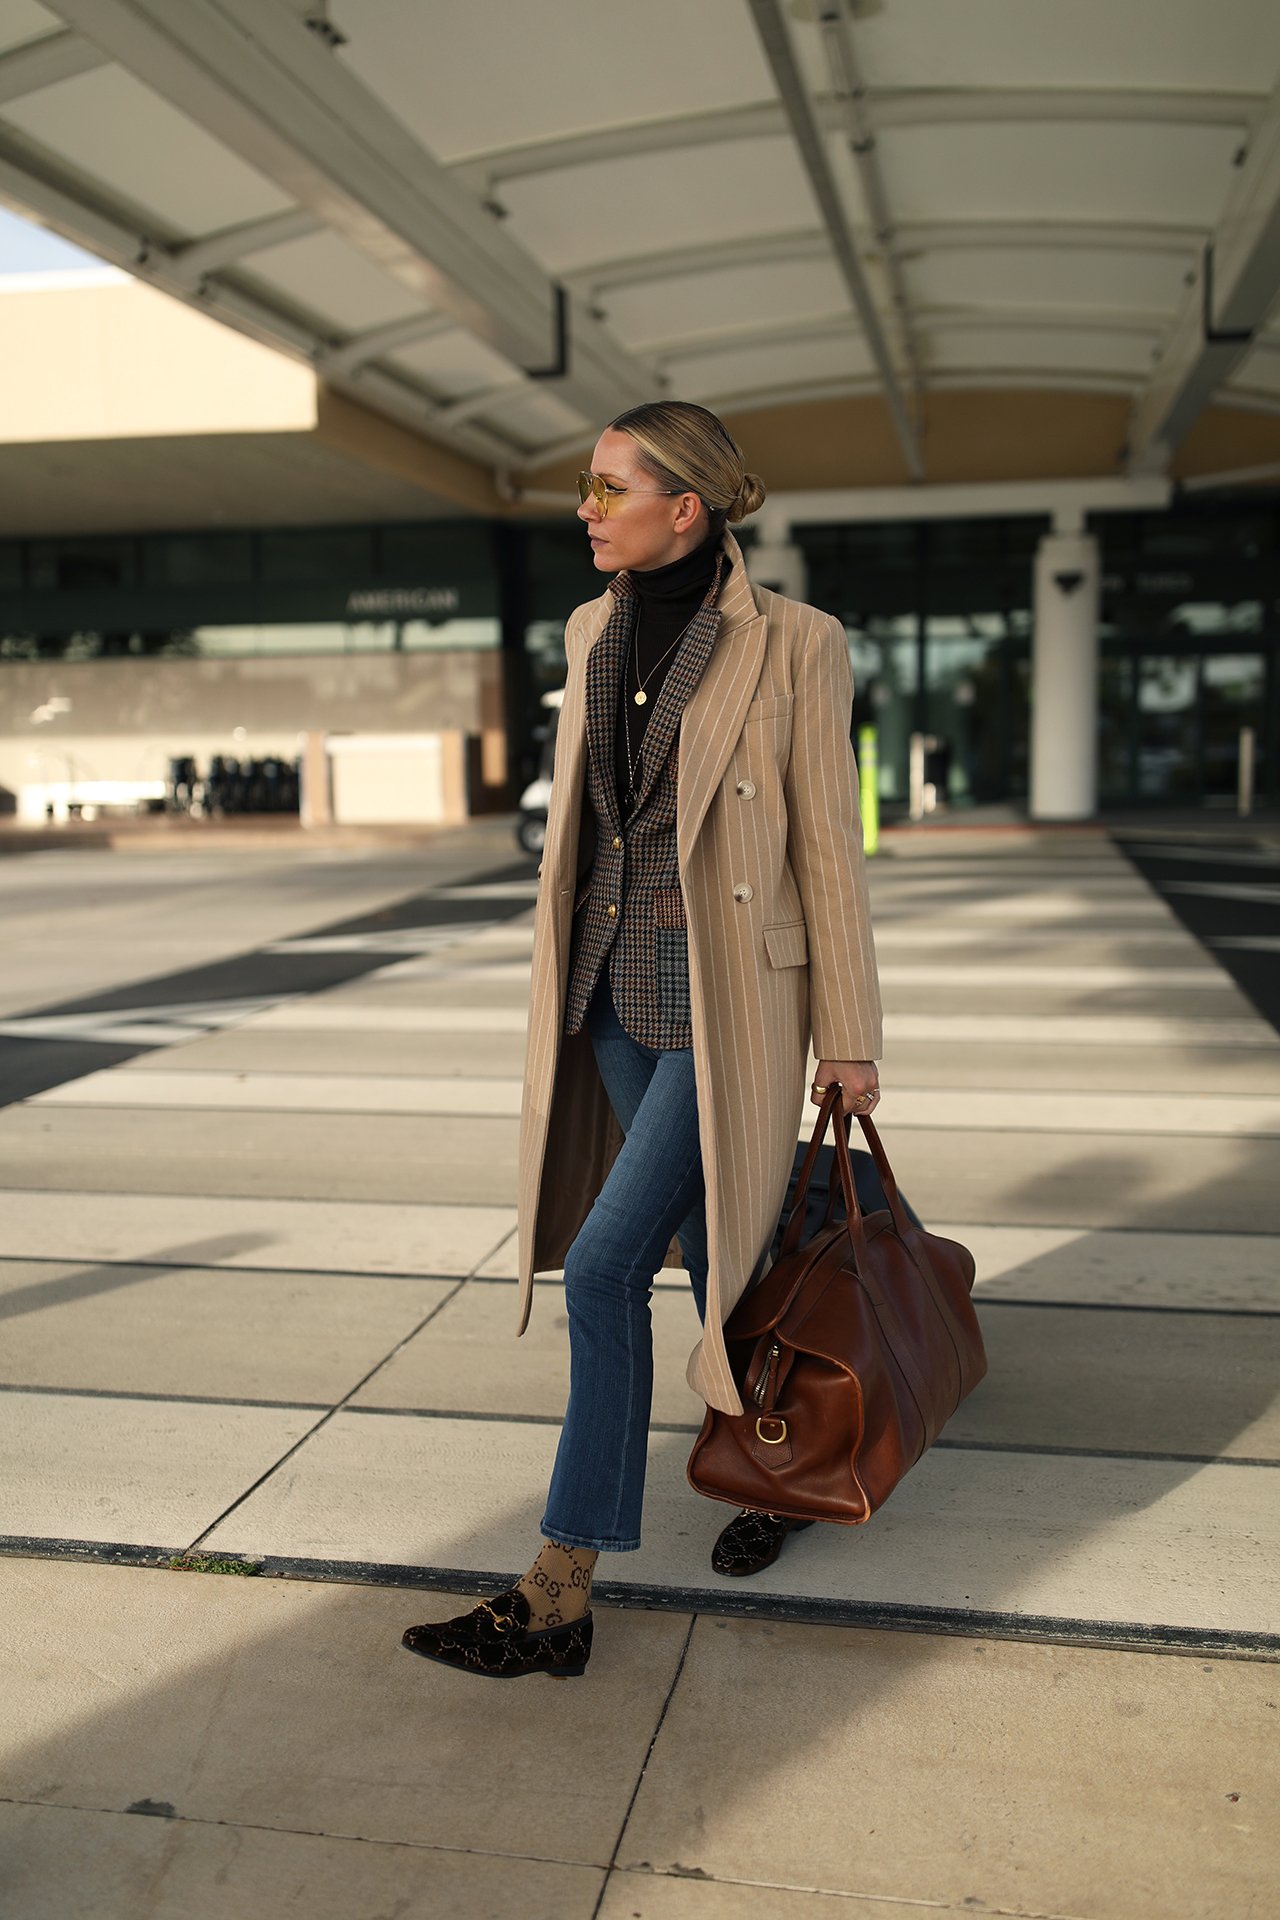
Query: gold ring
755 1416 788 1445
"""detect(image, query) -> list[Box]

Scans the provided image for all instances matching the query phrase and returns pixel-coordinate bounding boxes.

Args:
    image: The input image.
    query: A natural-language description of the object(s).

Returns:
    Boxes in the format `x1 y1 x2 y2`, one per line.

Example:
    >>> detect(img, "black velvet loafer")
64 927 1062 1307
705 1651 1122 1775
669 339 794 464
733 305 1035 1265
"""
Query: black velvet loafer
711 1508 815 1577
400 1586 592 1679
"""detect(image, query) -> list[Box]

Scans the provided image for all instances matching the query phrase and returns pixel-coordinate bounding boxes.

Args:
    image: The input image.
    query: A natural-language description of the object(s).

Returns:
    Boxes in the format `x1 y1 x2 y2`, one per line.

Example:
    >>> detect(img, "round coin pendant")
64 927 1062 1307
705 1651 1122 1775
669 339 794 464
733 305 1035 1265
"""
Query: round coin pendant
633 689 647 705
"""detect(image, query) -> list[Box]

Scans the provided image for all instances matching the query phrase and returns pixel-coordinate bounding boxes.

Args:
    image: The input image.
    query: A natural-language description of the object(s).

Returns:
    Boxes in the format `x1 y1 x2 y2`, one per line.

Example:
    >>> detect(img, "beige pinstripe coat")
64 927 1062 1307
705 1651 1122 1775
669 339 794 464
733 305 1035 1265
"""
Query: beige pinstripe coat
515 528 882 1416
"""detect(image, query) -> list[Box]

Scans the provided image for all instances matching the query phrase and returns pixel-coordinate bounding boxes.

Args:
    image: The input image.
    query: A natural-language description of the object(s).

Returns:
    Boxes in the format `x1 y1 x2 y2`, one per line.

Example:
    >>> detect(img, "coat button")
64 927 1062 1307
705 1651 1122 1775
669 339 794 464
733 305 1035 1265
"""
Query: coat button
736 779 756 798
732 883 753 902
612 835 621 848
606 903 617 917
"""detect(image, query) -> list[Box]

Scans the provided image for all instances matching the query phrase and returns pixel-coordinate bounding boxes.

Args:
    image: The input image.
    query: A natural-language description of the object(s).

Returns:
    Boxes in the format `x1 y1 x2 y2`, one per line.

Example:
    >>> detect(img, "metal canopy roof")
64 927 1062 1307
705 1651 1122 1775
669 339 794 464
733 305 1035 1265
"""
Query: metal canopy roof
1 0 1278 493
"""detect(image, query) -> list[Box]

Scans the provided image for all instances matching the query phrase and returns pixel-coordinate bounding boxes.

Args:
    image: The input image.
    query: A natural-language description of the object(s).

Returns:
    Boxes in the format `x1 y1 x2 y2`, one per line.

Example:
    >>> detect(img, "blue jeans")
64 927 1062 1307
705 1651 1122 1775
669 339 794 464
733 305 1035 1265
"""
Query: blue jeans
540 965 710 1551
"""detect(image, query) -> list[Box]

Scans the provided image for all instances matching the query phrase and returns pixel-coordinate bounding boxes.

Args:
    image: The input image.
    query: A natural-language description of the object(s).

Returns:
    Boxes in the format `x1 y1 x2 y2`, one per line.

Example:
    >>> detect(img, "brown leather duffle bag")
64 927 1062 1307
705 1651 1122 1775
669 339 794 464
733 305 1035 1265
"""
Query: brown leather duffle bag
687 1085 987 1525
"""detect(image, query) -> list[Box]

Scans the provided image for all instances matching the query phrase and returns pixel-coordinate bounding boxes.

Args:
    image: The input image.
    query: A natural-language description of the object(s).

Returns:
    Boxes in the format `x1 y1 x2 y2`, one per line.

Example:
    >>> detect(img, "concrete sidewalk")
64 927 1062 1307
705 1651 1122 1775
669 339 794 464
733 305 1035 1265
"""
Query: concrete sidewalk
0 817 1276 1918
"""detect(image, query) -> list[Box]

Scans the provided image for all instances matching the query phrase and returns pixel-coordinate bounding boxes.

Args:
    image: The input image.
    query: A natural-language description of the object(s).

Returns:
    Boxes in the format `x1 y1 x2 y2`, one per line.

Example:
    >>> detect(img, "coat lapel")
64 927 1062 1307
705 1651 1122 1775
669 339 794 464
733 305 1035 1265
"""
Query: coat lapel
675 530 768 876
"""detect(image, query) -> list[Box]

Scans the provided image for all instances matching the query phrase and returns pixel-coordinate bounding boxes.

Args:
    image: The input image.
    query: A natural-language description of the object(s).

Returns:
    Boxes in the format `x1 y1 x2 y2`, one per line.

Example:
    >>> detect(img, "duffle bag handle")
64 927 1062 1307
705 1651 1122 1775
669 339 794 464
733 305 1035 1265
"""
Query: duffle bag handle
776 1083 846 1262
821 1095 918 1256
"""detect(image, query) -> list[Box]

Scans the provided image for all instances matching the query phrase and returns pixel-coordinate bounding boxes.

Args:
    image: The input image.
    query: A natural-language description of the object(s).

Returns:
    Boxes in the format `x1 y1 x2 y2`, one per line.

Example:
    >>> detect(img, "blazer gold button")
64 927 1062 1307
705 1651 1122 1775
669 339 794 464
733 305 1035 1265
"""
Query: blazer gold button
732 883 753 902
606 903 617 917
612 835 621 848
736 780 756 798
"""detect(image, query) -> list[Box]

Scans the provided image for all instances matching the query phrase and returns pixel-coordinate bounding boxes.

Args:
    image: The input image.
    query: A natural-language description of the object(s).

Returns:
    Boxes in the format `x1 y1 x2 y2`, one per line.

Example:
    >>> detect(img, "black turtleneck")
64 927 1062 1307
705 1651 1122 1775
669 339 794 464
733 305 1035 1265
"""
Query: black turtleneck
614 527 724 818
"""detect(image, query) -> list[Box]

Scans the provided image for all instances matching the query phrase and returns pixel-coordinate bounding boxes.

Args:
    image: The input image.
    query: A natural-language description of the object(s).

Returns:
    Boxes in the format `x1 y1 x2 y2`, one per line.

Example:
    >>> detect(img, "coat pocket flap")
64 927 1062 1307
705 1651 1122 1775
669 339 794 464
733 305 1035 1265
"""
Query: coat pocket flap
743 692 793 722
763 920 808 968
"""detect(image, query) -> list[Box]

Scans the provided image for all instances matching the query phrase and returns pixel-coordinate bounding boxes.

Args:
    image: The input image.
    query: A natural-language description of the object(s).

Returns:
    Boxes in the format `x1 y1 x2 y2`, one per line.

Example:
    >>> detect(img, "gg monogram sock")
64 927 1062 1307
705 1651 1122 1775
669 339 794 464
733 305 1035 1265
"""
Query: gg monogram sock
516 1539 598 1628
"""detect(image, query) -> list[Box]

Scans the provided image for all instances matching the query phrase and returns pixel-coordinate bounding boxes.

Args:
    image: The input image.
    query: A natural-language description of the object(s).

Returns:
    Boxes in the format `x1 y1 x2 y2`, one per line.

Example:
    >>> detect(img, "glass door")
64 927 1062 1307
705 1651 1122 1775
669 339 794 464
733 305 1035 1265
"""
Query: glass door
1201 653 1266 802
1135 654 1199 800
1104 646 1270 804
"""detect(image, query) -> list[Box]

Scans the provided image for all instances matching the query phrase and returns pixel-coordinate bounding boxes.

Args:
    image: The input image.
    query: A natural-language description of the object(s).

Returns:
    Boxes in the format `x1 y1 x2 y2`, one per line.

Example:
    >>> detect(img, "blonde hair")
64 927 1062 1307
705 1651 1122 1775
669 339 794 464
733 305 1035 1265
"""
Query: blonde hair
607 401 766 525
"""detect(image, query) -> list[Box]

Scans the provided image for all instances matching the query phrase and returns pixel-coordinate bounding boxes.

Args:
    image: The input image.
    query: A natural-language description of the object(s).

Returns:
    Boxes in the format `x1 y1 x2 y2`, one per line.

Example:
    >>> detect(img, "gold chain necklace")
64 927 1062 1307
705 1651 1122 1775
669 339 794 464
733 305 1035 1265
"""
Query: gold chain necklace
629 618 686 707
621 613 687 805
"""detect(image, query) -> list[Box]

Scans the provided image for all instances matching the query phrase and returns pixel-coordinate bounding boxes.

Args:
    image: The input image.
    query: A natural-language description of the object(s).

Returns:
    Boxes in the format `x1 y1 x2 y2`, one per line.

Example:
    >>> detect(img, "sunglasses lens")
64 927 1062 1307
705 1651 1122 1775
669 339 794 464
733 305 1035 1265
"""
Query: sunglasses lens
576 473 592 505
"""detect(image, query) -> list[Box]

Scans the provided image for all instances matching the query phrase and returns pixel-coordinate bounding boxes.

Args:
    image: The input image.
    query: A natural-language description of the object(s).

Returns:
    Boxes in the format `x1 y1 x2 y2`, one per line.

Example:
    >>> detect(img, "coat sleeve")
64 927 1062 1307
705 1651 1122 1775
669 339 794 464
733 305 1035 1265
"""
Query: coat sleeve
783 611 883 1062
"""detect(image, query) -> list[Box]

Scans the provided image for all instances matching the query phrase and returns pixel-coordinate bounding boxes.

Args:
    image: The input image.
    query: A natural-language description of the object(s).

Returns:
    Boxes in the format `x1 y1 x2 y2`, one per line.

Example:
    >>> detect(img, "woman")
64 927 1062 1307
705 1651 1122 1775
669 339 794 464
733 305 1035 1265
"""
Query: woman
402 402 882 1680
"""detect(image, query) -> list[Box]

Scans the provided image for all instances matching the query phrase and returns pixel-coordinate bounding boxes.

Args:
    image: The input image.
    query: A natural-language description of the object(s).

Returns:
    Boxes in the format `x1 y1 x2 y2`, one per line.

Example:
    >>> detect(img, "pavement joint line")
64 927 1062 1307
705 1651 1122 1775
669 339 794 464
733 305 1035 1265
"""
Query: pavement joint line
0 1186 522 1213
603 1864 1090 1920
179 1273 472 1556
0 1254 515 1283
0 1538 1275 1663
0 1261 1276 1319
593 1614 698 1920
9 1383 1269 1473
0 1793 602 1874
0 1383 332 1412
969 1298 1280 1320
21 1104 1280 1143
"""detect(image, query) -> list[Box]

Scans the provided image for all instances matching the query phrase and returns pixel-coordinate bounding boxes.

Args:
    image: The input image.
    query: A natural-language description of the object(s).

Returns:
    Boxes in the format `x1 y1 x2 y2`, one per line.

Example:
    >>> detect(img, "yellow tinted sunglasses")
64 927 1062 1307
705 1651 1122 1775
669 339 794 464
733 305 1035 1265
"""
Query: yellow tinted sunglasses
576 470 688 519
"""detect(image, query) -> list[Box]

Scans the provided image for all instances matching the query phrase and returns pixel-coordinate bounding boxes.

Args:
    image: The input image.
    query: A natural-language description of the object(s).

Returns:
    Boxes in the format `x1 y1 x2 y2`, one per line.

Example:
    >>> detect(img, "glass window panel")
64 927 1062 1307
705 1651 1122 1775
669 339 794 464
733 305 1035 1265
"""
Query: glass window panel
926 517 1046 566
1202 654 1266 800
800 522 918 567
380 525 482 572
1098 656 1134 800
525 523 602 624
28 539 136 591
259 528 373 584
840 613 918 801
1136 655 1198 799
1100 589 1265 642
924 615 1028 805
525 618 568 686
142 533 254 588
1168 600 1262 638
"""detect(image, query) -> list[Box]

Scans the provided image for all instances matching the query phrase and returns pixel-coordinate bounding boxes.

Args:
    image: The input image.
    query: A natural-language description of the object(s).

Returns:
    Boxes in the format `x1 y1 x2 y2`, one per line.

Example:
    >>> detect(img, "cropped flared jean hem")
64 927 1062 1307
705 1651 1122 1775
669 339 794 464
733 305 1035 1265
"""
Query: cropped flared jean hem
538 1522 641 1554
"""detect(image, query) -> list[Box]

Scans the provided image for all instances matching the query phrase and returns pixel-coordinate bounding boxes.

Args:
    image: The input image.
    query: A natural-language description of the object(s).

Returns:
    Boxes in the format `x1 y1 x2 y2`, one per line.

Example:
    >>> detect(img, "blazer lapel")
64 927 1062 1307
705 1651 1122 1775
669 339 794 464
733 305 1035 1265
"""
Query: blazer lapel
582 585 630 839
676 530 768 876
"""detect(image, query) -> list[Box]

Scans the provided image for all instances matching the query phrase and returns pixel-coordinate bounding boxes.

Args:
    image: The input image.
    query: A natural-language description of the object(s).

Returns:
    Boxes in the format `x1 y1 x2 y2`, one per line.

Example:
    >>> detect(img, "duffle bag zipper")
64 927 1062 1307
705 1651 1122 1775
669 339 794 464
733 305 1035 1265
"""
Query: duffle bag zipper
753 1341 781 1408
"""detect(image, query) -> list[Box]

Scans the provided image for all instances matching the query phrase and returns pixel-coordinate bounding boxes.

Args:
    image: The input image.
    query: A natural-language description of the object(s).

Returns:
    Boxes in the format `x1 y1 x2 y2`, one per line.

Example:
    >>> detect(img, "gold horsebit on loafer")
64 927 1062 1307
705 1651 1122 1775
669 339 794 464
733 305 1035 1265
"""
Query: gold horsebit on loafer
478 1598 520 1634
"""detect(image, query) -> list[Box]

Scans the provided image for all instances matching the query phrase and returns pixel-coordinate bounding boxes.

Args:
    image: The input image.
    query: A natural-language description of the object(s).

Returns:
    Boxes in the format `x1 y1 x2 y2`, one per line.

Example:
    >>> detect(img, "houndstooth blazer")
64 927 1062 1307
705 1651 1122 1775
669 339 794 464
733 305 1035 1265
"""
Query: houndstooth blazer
561 547 727 1048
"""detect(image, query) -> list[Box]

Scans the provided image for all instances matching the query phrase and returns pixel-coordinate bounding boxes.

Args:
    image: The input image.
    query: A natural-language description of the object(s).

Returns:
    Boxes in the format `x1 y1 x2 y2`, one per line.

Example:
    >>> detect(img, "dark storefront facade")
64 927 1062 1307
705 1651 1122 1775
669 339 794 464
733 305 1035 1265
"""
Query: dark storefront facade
2 495 1277 816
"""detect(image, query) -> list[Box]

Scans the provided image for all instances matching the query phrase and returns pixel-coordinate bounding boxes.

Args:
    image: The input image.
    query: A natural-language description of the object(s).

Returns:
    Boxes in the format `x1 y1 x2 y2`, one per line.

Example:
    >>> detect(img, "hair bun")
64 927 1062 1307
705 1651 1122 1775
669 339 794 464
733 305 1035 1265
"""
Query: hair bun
728 471 767 523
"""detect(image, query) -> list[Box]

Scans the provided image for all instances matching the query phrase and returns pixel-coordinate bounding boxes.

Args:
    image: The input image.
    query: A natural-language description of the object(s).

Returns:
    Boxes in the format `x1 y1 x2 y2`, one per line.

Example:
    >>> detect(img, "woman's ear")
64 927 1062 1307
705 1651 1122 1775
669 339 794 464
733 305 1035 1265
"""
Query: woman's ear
672 491 704 534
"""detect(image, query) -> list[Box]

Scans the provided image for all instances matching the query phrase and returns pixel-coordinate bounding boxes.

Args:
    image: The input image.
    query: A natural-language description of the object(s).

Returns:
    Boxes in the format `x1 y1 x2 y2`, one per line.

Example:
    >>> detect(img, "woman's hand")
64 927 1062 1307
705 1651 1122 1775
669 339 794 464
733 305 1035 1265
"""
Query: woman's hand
811 1059 881 1117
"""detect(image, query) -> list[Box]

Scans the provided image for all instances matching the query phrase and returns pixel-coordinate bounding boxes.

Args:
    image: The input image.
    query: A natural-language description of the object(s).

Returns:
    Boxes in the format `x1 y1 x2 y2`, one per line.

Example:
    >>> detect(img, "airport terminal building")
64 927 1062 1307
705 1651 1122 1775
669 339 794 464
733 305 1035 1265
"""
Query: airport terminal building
1 1 1278 825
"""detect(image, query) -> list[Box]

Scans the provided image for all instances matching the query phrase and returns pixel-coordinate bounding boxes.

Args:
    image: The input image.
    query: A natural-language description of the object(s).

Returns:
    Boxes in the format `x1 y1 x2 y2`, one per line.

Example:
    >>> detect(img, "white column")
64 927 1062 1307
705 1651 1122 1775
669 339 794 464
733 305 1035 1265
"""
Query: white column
745 535 808 601
1030 530 1101 820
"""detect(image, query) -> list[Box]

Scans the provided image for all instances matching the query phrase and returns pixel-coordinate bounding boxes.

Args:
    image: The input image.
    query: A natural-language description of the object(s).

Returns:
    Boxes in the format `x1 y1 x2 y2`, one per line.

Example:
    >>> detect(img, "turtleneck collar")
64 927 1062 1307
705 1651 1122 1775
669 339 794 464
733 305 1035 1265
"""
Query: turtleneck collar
628 525 724 604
